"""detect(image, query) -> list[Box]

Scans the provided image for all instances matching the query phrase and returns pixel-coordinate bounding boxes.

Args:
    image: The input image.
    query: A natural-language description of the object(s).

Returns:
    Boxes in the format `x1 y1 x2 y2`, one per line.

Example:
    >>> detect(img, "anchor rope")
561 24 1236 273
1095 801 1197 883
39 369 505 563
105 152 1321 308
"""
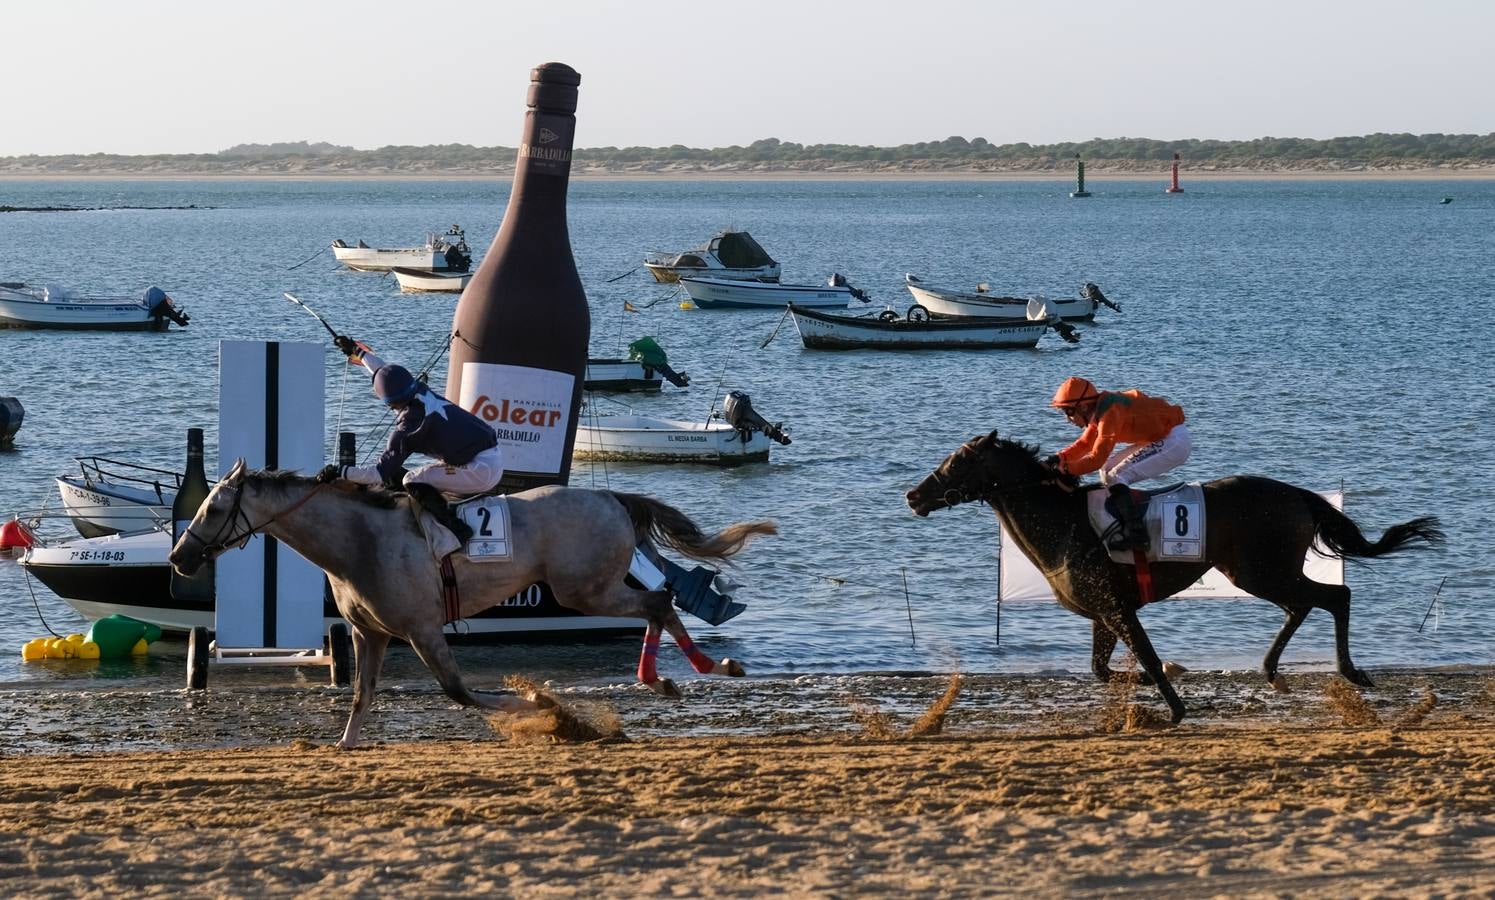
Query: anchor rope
286 245 329 271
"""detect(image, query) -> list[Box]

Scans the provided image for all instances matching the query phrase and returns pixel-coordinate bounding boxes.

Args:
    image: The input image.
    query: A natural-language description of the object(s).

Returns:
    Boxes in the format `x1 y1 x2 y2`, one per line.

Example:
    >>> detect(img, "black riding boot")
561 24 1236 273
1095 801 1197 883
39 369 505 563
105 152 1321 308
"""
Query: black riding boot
1107 483 1149 551
405 483 473 543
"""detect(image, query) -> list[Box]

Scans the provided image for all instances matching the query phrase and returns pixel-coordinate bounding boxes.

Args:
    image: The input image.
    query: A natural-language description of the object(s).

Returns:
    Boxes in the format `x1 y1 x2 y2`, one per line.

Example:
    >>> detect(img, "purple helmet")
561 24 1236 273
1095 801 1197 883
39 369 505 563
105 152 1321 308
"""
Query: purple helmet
372 365 419 406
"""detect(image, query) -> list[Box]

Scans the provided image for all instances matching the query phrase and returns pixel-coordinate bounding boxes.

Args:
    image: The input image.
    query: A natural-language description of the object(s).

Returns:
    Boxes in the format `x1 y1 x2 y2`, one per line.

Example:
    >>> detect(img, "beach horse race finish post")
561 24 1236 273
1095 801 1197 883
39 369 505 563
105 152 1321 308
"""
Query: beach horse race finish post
905 431 1444 724
169 461 776 748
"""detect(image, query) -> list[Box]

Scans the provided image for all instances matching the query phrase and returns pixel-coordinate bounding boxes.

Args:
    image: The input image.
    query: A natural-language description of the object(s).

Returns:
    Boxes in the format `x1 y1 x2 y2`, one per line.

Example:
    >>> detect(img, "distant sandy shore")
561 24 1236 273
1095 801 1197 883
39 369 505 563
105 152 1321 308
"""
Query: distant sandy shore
1 167 1493 183
2 668 1493 897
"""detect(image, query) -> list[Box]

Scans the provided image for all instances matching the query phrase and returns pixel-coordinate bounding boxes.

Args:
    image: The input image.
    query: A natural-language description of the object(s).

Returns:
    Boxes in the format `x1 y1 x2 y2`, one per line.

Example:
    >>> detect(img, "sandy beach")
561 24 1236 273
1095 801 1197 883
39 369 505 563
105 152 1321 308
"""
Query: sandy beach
3 670 1494 898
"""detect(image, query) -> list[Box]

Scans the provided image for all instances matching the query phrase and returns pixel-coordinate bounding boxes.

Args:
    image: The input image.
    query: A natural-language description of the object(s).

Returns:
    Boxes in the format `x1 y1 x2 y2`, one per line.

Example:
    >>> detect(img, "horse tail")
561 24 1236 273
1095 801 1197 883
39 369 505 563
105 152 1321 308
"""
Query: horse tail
610 492 777 563
1302 490 1445 559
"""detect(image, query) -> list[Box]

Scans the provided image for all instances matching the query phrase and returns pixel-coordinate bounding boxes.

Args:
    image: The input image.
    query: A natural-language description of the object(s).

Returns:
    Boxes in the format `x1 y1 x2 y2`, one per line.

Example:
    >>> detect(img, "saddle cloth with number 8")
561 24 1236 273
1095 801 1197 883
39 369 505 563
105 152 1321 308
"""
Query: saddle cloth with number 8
1086 482 1207 565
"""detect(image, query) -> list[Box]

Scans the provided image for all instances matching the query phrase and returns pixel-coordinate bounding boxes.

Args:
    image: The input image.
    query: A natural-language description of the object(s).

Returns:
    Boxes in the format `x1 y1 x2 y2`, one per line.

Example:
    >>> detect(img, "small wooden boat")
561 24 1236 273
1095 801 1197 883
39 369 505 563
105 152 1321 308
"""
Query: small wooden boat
0 284 189 330
585 337 691 392
680 274 870 310
788 303 1078 350
575 392 790 465
645 230 780 283
19 528 641 638
55 457 182 537
904 274 1112 322
391 267 472 293
332 225 471 272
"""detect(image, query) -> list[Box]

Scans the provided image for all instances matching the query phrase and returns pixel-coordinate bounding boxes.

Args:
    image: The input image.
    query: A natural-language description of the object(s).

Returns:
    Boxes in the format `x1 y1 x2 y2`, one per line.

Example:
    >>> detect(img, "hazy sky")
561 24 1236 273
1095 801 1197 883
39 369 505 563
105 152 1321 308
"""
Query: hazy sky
4 0 1490 155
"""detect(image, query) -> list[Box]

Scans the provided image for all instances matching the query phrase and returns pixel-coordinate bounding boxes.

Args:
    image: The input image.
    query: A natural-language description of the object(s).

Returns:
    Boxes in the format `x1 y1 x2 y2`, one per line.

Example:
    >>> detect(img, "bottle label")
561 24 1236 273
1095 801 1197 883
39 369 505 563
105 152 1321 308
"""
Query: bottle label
459 363 575 475
517 113 575 176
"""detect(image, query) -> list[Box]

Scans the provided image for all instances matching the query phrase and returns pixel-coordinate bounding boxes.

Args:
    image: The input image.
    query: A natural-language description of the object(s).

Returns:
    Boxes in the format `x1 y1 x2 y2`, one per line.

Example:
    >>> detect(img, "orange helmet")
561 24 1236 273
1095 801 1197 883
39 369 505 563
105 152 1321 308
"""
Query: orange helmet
1051 376 1099 408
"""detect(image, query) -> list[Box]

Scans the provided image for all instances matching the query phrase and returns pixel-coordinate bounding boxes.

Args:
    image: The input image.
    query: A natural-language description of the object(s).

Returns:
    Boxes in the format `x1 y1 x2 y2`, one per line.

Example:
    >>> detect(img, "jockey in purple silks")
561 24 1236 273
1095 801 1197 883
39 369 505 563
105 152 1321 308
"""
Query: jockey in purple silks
319 336 501 542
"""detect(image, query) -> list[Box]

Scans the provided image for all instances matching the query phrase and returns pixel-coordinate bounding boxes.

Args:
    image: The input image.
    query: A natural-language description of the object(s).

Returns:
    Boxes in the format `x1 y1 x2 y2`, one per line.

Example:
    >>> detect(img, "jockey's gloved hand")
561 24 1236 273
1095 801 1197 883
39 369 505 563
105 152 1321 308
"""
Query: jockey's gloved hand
382 468 408 491
333 335 359 357
1042 454 1061 471
314 464 344 484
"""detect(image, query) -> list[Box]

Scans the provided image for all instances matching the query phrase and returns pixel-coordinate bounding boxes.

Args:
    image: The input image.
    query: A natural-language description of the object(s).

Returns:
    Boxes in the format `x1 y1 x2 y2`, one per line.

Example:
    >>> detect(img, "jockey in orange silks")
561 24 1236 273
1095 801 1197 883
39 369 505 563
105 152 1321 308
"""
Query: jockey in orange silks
1046 376 1191 549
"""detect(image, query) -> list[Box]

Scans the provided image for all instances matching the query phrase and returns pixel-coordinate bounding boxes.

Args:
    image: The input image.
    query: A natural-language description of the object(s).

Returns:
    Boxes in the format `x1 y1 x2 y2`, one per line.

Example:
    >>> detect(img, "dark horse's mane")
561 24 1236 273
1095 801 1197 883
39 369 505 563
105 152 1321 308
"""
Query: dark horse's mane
244 468 402 510
977 433 1081 489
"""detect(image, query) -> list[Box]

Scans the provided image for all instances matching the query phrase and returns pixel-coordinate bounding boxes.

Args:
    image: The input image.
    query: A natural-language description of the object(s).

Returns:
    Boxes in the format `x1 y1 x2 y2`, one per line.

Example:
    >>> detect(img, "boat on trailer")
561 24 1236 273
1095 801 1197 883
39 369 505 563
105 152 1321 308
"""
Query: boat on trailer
391 267 472 293
680 274 870 310
788 302 1079 350
574 392 790 465
904 274 1115 322
0 284 189 330
644 230 781 283
331 225 471 272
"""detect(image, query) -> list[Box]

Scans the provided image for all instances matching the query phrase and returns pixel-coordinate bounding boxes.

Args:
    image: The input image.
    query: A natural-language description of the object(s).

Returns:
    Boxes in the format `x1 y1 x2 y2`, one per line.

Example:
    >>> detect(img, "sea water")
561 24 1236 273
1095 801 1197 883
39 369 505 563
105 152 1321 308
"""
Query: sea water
0 178 1490 696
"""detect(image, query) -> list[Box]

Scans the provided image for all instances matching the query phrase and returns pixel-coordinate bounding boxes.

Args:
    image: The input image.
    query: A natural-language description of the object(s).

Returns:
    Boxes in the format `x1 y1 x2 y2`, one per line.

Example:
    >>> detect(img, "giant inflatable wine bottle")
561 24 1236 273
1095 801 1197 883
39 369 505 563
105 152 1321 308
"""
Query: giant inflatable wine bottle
448 62 589 492
169 427 213 601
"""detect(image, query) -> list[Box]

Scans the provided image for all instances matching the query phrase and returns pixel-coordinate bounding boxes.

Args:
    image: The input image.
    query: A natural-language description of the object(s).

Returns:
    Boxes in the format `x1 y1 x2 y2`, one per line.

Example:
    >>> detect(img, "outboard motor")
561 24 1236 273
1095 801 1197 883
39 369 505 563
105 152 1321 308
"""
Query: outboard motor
722 390 791 446
143 287 190 329
0 396 23 446
1081 282 1121 312
828 273 871 303
443 225 472 271
627 336 691 388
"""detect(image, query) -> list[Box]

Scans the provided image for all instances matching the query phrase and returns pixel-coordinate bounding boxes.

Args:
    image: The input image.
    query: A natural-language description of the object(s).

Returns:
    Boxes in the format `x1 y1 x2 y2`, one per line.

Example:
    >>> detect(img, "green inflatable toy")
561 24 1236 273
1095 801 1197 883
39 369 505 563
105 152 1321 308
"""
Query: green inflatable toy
85 614 163 658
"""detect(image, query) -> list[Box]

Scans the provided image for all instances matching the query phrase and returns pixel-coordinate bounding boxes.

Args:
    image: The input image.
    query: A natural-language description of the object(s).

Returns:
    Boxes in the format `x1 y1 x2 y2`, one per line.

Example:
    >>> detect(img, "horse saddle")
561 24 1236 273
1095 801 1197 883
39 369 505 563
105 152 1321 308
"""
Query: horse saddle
1086 483 1207 565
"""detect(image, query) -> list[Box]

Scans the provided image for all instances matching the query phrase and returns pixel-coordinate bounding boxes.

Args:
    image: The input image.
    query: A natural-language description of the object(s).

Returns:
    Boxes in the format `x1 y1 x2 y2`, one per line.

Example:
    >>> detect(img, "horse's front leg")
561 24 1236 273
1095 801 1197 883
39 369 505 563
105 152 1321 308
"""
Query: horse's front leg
662 609 745 678
338 625 390 750
1262 605 1310 693
1107 611 1186 724
405 626 539 713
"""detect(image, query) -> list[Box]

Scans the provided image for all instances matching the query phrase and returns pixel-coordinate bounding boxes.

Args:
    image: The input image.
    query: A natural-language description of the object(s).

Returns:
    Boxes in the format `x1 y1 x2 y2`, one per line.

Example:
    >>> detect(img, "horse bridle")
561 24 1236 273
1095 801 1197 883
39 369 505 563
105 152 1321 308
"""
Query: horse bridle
926 443 1064 508
176 479 324 559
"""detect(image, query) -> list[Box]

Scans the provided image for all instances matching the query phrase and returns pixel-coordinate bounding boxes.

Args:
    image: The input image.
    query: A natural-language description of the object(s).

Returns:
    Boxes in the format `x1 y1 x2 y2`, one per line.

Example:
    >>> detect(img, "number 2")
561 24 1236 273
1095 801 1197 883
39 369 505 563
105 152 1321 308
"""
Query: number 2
477 507 492 536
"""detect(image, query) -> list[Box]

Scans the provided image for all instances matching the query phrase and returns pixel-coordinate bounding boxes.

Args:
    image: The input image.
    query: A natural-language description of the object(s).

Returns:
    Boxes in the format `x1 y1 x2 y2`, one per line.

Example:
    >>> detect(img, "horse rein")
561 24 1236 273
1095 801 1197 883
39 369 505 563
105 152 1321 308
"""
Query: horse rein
928 444 1067 508
177 481 325 558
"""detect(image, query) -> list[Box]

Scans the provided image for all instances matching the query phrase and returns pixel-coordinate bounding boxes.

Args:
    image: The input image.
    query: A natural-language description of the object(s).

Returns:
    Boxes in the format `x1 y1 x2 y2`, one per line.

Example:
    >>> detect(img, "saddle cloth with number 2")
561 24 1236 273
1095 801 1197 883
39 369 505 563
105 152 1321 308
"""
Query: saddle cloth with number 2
1085 482 1207 565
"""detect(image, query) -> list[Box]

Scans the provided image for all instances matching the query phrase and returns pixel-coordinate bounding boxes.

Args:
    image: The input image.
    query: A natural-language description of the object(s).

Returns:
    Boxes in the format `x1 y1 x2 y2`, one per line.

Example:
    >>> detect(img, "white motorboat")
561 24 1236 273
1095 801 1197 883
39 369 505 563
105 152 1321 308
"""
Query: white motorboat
788 302 1079 350
575 392 790 465
19 528 643 639
0 283 189 330
331 225 471 272
904 274 1115 322
391 267 472 293
55 457 180 538
644 230 780 283
680 274 870 310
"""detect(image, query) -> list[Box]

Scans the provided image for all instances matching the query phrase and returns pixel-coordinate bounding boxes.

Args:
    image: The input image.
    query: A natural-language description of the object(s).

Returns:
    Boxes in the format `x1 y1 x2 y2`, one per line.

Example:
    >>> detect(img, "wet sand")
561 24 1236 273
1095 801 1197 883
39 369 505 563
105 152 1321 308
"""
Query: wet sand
2 669 1494 896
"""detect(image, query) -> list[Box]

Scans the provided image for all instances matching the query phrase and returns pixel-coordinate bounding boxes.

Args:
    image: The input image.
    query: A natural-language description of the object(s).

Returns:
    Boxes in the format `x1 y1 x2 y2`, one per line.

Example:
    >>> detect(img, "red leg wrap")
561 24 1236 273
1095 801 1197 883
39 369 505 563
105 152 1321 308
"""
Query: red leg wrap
676 634 716 674
637 629 662 683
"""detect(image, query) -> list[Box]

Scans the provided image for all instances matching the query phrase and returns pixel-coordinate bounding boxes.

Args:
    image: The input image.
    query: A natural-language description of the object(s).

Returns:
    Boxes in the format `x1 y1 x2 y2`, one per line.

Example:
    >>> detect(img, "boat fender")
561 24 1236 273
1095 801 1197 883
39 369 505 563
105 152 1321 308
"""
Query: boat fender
0 517 35 557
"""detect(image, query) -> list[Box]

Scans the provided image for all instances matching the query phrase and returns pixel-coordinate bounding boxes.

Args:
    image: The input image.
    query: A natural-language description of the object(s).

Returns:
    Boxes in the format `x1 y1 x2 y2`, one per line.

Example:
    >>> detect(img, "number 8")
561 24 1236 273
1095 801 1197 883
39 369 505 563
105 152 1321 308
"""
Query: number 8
1174 505 1190 537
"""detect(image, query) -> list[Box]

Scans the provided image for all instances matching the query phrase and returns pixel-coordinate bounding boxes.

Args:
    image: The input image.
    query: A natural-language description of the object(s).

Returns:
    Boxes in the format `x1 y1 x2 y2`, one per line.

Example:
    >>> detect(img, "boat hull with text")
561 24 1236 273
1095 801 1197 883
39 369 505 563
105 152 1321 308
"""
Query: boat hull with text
788 304 1056 350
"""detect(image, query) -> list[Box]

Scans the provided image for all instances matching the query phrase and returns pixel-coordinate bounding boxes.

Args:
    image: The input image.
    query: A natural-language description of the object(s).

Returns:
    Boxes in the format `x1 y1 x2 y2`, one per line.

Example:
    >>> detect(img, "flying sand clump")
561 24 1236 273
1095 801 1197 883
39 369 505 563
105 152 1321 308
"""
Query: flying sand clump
489 676 626 744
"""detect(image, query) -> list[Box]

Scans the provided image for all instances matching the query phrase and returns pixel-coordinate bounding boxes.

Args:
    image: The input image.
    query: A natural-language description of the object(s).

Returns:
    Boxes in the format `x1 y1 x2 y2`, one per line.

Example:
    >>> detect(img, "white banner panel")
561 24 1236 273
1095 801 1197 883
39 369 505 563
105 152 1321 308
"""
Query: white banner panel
999 490 1345 602
216 341 326 648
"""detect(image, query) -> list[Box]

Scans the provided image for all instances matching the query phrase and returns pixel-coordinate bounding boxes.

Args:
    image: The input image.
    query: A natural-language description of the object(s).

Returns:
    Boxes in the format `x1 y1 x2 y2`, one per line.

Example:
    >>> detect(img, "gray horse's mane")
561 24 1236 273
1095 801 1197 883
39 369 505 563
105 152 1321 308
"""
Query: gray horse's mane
243 468 401 510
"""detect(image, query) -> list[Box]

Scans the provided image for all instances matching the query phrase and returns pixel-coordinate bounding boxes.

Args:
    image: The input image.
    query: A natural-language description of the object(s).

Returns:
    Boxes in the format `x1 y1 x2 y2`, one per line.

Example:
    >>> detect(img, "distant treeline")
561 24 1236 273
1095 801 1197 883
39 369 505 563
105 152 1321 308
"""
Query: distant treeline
4 134 1493 174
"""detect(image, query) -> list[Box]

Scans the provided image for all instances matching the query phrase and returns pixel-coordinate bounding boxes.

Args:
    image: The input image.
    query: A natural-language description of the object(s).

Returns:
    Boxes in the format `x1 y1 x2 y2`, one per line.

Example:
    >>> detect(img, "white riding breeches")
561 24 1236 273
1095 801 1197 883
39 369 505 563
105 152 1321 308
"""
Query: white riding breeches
343 446 503 496
1100 424 1192 487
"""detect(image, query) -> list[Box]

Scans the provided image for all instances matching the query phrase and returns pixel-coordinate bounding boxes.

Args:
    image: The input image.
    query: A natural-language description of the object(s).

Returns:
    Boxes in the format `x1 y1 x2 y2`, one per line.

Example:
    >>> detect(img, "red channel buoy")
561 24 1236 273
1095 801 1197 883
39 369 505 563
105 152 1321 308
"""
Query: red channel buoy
0 518 36 558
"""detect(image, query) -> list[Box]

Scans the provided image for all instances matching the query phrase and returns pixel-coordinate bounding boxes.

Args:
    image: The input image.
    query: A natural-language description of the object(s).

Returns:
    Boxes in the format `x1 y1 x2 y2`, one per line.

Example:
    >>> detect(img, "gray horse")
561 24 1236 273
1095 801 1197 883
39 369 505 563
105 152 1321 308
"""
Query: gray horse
169 460 777 748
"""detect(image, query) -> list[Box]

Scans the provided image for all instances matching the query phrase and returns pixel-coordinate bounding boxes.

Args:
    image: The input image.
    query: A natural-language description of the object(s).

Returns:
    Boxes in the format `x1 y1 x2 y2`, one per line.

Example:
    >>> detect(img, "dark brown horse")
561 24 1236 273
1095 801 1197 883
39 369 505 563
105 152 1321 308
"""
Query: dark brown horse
905 431 1443 723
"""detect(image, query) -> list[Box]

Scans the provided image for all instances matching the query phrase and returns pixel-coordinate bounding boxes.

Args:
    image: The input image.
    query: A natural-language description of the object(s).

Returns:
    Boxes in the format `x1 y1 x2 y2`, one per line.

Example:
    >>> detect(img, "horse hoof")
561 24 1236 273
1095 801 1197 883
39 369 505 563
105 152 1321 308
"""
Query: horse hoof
647 678 683 699
1269 674 1291 694
1163 660 1188 679
1350 670 1376 689
721 658 746 677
